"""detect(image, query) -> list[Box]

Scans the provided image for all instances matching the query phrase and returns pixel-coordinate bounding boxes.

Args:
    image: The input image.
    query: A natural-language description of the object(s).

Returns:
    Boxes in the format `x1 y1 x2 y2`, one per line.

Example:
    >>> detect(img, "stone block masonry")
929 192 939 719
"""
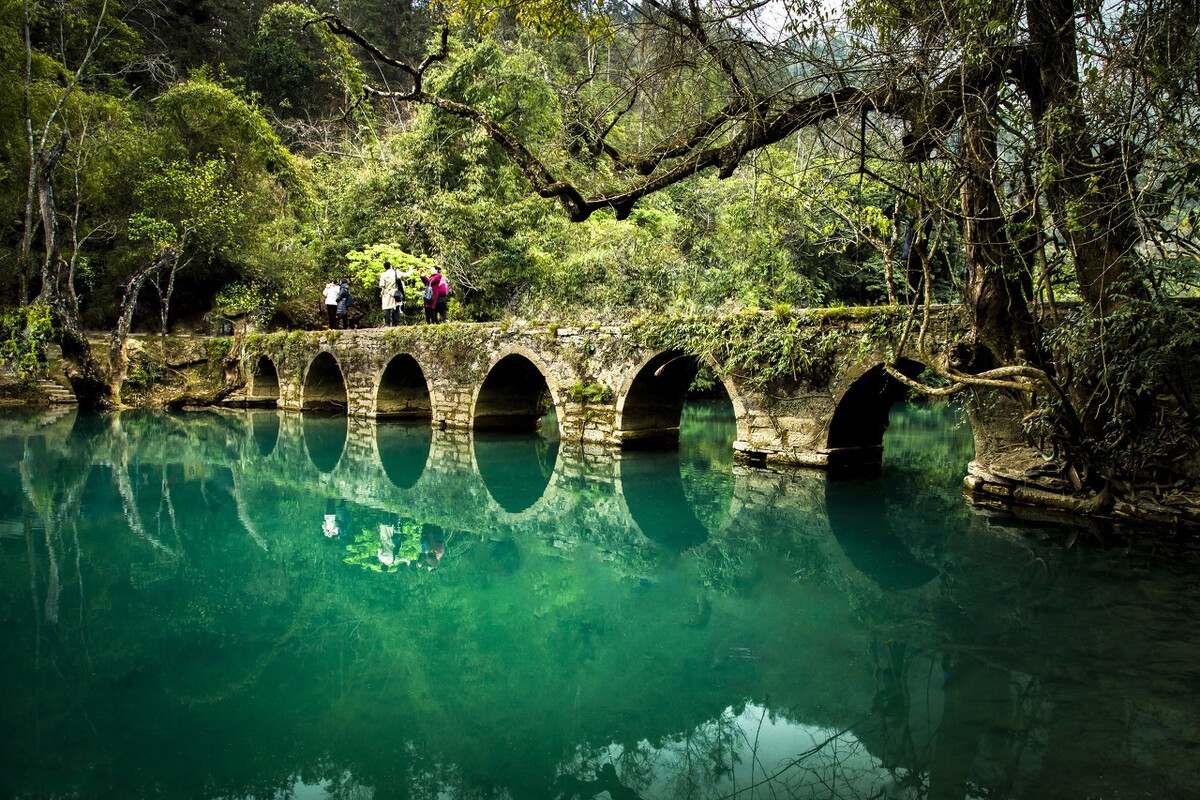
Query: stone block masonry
240 310 1000 475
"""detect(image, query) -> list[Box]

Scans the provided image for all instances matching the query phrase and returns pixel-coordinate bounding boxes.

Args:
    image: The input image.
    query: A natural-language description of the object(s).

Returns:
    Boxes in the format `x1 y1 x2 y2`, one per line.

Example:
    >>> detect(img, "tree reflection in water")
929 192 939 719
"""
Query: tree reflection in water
1 403 1199 799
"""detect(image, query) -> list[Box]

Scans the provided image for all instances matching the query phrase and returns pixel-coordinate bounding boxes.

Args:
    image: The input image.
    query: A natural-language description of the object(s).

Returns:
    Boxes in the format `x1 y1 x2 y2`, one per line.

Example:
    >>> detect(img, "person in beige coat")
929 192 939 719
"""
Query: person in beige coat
378 261 404 326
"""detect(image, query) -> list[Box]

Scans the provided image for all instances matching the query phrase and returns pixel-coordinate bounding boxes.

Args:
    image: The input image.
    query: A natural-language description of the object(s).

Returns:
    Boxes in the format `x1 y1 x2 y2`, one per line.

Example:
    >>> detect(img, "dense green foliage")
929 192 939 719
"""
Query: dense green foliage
0 305 55 382
1 0 918 334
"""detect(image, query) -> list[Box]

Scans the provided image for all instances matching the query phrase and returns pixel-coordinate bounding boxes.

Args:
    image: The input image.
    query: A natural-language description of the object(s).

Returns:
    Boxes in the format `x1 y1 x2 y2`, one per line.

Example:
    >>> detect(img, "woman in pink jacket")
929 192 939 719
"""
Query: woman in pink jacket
420 270 449 323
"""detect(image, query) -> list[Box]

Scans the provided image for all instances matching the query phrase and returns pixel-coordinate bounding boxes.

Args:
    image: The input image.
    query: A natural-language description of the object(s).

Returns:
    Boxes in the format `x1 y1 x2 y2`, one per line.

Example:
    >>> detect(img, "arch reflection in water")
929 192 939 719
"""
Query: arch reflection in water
620 399 735 551
620 449 710 551
824 401 965 591
7 407 1200 799
249 410 280 457
824 478 939 590
473 410 559 513
375 421 432 490
302 413 348 474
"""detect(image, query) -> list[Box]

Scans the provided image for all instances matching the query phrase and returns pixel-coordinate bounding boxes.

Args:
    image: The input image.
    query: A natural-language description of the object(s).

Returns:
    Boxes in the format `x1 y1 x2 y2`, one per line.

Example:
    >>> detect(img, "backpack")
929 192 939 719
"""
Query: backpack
422 283 434 302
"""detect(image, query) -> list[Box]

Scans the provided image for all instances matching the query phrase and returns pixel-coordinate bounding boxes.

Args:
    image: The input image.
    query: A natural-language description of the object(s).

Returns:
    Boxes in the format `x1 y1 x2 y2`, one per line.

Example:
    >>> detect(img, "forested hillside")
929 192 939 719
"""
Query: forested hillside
2 0 929 337
5 0 1200 498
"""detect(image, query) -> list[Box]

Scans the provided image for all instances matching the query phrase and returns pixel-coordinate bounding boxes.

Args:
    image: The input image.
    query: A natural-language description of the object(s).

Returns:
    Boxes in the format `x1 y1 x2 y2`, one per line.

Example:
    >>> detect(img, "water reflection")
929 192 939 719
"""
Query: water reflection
473 429 559 513
375 420 431 489
2 403 1199 799
621 400 735 551
825 479 940 590
250 409 280 457
621 450 710 550
302 413 347 473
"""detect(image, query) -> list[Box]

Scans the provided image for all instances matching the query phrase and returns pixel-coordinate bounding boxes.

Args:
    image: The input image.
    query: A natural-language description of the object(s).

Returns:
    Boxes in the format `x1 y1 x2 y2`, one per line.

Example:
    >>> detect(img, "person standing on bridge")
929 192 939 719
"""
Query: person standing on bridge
335 278 353 329
322 279 340 329
420 269 448 324
379 261 403 327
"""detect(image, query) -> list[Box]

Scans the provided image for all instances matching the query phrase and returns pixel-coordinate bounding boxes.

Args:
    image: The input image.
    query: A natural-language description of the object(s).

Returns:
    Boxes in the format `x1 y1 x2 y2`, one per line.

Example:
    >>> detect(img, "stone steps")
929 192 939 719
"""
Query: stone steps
36 378 77 404
219 392 278 408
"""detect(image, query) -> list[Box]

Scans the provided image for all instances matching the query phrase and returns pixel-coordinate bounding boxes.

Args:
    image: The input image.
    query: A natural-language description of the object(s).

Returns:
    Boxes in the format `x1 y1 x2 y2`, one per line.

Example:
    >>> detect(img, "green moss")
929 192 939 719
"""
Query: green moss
204 337 232 363
381 324 490 383
278 330 317 366
631 310 847 391
244 333 268 353
567 381 613 404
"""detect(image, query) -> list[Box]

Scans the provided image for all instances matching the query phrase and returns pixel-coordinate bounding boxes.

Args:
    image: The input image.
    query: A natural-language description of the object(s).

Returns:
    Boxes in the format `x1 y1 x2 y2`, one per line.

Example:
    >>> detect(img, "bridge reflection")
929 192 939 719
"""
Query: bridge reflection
472 430 559 513
619 450 710 551
250 405 812 571
824 478 940 590
6 406 1195 799
250 409 279 457
0 405 941 598
376 421 432 489
301 413 347 474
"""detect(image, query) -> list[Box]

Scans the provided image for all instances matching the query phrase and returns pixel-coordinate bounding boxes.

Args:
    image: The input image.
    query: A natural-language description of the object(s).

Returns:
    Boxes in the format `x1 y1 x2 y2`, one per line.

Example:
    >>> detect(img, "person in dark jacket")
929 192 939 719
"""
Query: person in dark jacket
335 278 352 329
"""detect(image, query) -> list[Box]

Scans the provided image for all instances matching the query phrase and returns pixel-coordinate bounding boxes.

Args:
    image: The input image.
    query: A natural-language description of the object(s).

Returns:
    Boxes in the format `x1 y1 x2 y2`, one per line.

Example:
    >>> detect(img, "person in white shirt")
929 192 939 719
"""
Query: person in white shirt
322 280 340 328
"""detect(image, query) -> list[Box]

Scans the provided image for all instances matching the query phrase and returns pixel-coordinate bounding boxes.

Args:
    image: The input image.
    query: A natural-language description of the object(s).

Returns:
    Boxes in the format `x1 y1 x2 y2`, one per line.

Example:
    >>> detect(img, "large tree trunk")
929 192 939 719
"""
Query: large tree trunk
1026 0 1140 307
33 134 72 314
108 247 180 405
23 134 109 408
958 83 1038 371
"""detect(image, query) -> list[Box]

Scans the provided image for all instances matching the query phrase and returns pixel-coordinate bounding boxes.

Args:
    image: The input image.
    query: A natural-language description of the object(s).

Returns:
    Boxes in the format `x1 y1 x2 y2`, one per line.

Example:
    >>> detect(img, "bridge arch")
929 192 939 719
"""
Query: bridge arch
302 351 348 413
248 355 280 406
374 354 433 420
472 349 560 434
825 358 928 475
615 350 747 449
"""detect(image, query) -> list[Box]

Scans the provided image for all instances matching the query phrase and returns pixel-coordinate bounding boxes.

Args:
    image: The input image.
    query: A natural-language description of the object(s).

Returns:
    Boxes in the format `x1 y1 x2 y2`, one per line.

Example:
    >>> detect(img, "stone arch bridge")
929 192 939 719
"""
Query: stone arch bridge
238 308 975 471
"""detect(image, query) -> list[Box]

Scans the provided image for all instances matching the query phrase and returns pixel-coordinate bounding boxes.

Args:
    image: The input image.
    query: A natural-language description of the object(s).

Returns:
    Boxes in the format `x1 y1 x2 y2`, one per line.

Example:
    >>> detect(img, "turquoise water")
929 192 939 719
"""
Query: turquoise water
2 402 1199 799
